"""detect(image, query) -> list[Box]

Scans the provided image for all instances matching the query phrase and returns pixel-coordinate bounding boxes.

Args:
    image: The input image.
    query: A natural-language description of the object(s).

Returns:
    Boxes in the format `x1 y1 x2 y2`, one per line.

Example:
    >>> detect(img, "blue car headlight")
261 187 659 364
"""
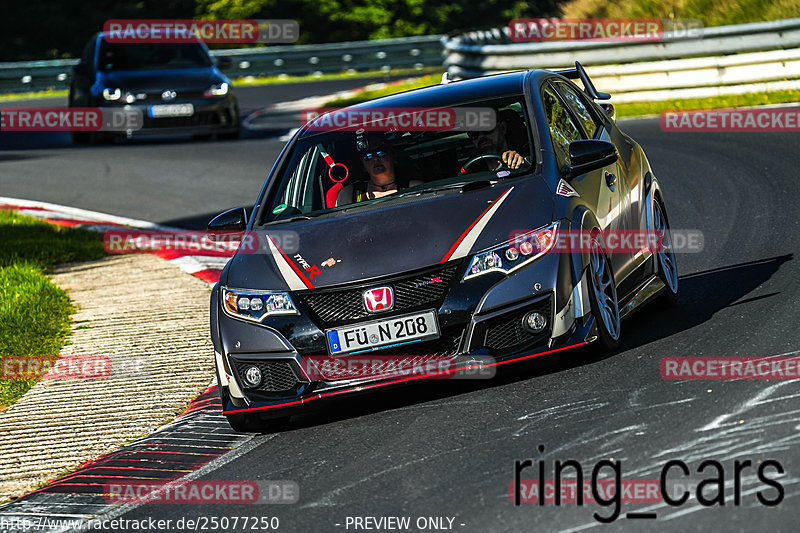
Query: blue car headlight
102 88 122 101
204 82 229 97
222 287 298 322
463 222 558 281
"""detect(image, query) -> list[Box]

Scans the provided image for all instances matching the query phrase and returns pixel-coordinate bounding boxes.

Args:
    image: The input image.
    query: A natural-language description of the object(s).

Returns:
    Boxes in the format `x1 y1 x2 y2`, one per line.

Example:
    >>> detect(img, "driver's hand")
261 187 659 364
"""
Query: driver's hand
502 150 525 169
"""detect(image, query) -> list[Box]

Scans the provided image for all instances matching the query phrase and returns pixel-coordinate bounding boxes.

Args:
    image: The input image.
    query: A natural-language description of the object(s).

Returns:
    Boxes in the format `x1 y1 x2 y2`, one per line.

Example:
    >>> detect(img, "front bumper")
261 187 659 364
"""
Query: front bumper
212 253 599 418
100 94 239 137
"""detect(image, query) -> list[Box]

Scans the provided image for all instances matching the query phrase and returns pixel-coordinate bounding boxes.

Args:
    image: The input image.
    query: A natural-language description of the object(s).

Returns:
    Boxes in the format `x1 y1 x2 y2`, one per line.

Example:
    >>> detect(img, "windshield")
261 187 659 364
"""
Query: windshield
97 40 212 71
259 96 534 224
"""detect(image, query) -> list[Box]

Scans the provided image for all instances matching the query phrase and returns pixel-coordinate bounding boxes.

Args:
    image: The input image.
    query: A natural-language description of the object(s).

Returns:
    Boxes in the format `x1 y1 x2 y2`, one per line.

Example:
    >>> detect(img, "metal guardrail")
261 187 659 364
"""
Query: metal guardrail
0 35 444 94
443 18 800 102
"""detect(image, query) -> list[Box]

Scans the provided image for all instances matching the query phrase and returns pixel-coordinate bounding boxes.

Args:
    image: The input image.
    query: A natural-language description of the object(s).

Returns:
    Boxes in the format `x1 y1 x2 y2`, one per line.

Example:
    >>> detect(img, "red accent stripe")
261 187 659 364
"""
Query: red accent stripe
268 235 314 289
440 188 511 263
223 341 588 414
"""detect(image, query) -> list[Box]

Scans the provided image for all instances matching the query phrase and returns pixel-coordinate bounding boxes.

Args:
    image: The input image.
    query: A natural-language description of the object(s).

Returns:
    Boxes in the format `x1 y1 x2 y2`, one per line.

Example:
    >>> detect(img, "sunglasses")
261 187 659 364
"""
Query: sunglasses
362 150 388 160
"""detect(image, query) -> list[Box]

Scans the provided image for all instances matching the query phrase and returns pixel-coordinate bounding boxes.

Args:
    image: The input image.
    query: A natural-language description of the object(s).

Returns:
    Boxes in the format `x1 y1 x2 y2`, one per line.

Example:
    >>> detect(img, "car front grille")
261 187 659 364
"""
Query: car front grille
295 264 460 328
231 359 303 394
483 297 552 352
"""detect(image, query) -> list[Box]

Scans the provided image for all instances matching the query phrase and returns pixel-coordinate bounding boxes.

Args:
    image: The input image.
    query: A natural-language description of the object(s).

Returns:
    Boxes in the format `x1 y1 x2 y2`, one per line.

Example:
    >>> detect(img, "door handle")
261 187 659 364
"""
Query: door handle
605 172 616 191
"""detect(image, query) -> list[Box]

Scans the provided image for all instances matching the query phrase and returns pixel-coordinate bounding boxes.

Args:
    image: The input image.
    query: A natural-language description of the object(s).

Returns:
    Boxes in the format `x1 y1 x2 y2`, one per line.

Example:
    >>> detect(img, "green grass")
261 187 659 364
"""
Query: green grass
322 73 440 107
0 211 105 408
559 0 799 28
232 66 440 87
614 89 800 118
317 71 800 117
0 89 68 102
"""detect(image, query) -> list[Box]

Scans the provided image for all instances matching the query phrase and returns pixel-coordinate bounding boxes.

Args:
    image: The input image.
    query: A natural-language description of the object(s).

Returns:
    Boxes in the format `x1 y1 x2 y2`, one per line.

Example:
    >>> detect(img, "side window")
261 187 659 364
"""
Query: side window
555 81 600 138
542 84 584 169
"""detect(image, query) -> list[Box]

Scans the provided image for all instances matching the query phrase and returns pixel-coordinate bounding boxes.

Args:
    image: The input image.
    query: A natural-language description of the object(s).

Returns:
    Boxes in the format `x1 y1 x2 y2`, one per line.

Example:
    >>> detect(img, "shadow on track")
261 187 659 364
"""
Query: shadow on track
264 254 793 433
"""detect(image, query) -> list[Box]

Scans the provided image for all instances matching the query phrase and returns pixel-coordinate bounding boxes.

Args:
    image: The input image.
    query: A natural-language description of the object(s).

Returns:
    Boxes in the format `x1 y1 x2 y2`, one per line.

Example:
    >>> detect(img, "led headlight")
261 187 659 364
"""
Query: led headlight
463 222 558 281
204 82 229 97
102 88 122 101
222 287 298 322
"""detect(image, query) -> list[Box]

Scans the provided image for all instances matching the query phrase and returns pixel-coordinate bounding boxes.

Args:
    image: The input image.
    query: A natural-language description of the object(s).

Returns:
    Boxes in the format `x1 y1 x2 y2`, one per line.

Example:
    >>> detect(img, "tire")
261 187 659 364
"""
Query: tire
217 126 240 141
218 106 241 141
653 199 679 306
587 232 621 352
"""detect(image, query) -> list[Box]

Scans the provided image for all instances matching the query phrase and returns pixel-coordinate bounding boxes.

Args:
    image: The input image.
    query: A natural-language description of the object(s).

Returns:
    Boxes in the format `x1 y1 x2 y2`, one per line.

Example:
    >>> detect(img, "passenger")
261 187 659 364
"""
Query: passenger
336 145 422 206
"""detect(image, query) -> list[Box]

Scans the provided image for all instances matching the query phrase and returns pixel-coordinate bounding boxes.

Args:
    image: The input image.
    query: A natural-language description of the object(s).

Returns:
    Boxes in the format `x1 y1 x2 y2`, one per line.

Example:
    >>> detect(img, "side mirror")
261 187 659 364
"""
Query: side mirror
598 103 615 122
216 56 233 70
563 140 618 178
208 207 247 232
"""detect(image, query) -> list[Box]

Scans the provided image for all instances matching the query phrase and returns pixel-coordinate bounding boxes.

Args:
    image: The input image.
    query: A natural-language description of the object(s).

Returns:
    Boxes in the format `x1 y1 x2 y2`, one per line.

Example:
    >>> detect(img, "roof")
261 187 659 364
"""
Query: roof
350 70 534 109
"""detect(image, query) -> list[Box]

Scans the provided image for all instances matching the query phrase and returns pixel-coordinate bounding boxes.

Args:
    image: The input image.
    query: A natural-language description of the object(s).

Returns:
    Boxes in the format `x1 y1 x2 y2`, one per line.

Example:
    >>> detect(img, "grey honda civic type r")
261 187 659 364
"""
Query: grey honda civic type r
208 62 679 431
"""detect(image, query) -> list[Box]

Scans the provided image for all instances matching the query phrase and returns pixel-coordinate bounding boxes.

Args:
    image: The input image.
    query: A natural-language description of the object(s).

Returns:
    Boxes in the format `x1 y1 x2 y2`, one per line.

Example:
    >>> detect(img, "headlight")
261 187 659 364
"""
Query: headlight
221 287 298 322
102 88 122 101
204 82 229 97
463 222 558 281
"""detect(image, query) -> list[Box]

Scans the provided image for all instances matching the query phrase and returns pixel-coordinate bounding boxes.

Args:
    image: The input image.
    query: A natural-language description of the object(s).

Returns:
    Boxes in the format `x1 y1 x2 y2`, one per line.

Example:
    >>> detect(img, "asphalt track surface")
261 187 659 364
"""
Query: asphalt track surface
2 82 800 532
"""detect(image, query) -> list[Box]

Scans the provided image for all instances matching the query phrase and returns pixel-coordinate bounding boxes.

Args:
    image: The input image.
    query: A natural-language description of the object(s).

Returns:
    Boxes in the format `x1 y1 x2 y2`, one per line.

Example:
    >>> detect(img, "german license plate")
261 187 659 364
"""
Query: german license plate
148 103 194 118
326 310 439 355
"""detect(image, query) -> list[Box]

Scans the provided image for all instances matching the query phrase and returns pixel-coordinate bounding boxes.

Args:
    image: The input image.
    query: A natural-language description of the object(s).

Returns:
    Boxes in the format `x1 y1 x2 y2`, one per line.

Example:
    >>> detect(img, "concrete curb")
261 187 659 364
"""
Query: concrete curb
0 254 216 500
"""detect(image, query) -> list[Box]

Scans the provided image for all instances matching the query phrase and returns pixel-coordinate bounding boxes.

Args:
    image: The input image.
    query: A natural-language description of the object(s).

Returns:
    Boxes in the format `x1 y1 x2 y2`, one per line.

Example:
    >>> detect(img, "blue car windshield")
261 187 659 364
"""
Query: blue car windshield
97 40 212 71
260 96 535 224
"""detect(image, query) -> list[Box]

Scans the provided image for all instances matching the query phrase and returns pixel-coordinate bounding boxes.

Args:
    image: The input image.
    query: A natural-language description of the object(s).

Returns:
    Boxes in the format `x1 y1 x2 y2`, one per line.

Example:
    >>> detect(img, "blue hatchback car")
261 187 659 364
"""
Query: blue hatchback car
69 32 240 143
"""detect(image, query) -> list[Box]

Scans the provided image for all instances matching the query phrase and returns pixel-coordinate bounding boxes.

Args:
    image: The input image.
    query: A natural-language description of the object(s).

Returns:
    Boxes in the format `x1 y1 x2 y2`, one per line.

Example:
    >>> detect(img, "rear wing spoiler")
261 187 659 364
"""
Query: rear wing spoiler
555 61 610 100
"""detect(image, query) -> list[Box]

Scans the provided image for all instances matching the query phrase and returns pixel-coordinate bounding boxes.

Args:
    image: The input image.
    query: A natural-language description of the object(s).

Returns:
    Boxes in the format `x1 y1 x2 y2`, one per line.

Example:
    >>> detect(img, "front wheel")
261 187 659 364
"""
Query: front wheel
587 233 621 351
654 199 679 306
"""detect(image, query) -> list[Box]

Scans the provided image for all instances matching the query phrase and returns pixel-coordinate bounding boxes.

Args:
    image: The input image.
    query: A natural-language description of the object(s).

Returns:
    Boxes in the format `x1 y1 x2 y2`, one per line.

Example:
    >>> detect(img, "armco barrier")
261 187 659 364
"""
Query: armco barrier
0 34 444 94
4 18 800 103
443 18 800 102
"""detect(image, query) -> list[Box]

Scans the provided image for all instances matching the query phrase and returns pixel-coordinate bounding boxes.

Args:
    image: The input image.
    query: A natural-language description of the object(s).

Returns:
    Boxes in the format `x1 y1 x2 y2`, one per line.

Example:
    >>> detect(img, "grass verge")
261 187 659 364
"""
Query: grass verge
0 89 69 102
318 72 800 117
0 211 105 409
232 66 440 88
615 89 800 118
322 73 440 107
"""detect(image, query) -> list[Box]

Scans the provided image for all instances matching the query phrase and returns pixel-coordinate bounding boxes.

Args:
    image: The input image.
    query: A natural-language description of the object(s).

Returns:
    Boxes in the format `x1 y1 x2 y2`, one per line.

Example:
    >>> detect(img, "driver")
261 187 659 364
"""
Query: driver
467 109 529 170
336 144 422 206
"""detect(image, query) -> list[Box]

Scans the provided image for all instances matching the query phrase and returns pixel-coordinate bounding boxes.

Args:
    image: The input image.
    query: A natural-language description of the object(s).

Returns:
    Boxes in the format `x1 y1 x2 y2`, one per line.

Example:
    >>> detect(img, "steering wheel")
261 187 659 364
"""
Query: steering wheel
460 153 504 174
